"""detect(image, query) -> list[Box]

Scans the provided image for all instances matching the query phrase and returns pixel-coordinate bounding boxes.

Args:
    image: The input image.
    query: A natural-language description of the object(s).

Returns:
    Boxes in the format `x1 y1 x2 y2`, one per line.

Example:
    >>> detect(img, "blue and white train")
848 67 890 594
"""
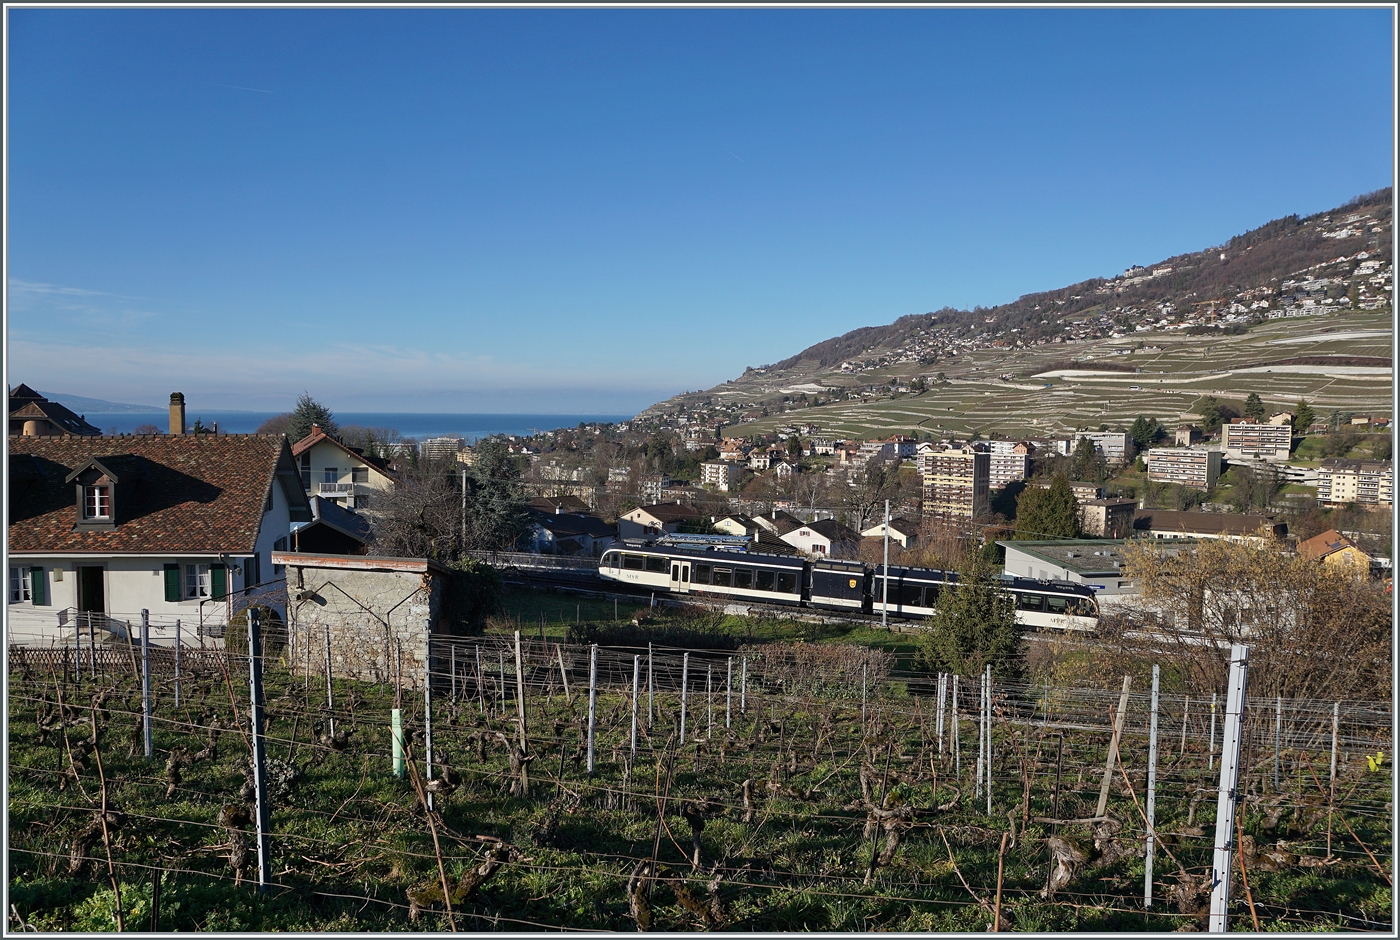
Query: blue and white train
597 544 1100 632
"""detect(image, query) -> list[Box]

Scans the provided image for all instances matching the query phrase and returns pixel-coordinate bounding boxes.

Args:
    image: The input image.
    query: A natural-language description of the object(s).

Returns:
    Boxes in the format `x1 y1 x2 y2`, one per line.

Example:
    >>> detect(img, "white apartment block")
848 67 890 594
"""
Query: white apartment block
1317 459 1393 507
988 452 1030 489
1146 446 1221 490
1074 431 1133 463
1222 418 1293 464
701 461 742 492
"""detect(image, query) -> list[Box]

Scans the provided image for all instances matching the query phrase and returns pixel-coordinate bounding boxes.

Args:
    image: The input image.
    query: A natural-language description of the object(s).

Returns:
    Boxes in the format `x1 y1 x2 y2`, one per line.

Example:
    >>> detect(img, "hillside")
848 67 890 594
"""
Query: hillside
639 188 1392 439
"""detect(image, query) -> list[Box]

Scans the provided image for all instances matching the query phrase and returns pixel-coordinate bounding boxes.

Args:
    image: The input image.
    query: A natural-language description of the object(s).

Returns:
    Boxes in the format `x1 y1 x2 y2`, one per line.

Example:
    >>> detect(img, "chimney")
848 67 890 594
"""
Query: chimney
169 392 186 435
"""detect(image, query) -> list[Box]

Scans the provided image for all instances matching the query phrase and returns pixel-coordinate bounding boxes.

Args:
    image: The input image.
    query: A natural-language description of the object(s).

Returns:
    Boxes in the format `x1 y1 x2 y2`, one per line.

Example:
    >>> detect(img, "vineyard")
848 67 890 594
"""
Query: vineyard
6 622 1393 932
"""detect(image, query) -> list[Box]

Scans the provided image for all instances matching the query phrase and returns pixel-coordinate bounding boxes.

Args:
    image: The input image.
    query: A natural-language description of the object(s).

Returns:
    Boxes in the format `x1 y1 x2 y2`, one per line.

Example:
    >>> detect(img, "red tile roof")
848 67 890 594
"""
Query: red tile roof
9 434 304 555
291 425 395 476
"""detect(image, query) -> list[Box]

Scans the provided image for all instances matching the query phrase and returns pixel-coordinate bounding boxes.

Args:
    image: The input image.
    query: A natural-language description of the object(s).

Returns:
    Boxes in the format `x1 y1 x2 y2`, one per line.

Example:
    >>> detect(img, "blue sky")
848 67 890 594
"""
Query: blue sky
6 7 1394 414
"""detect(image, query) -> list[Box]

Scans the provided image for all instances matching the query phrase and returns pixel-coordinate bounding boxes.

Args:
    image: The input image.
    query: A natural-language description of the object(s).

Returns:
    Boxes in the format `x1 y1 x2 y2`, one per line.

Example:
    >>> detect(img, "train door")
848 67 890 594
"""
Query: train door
670 561 691 594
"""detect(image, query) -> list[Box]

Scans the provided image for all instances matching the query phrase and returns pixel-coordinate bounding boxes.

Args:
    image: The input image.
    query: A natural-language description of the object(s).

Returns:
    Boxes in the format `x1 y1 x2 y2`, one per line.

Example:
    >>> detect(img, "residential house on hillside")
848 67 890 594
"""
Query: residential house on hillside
860 518 920 549
292 424 397 513
529 495 592 515
1297 528 1373 579
8 433 310 645
781 518 861 559
713 513 760 537
8 384 102 437
753 510 804 537
525 510 617 557
291 496 374 556
617 502 705 539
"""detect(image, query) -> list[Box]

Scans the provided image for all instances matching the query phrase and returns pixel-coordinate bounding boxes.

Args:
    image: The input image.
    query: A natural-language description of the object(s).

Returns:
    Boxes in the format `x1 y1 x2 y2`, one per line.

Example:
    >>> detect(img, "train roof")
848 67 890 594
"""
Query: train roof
607 541 807 567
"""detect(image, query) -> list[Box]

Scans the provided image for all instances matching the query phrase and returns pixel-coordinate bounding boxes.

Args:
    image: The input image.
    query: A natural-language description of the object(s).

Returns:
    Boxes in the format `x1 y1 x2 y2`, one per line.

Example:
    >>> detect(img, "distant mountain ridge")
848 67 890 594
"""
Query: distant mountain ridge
768 188 1392 372
641 186 1392 421
38 392 164 414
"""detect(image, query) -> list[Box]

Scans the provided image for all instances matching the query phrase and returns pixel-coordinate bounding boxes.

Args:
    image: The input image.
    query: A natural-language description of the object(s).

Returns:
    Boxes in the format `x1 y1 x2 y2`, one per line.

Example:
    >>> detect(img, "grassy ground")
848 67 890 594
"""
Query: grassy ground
8 623 1391 932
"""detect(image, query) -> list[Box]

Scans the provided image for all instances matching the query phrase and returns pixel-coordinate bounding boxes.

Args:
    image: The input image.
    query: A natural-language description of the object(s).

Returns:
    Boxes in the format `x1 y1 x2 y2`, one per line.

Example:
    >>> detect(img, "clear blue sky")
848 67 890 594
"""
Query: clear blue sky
6 7 1394 415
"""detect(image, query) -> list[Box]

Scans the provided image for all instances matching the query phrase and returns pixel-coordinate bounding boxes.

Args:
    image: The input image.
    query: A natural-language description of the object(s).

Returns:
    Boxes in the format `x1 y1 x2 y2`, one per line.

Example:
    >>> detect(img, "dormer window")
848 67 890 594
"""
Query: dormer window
84 485 112 520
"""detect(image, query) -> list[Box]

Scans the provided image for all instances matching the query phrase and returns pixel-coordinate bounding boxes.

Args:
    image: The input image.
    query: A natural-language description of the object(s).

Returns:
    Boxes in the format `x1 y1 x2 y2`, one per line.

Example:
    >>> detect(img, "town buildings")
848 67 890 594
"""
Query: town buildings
420 436 465 463
1145 446 1222 490
1079 498 1137 539
987 442 1034 489
1132 509 1286 543
1297 528 1374 578
617 502 705 539
779 518 861 559
1073 431 1133 464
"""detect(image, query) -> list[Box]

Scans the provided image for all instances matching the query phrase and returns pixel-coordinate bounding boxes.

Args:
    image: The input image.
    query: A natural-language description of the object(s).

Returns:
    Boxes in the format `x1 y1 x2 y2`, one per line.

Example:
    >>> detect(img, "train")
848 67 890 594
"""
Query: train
596 542 1100 631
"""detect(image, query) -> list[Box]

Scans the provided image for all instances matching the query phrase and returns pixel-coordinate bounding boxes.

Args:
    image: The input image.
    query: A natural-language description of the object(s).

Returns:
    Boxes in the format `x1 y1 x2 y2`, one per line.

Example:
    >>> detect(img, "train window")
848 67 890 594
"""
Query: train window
734 569 753 590
1065 598 1089 616
1046 596 1068 614
646 556 668 573
672 565 680 581
776 571 796 594
1019 594 1045 612
623 554 644 571
924 585 941 605
693 564 711 585
682 566 689 583
900 583 924 606
755 570 775 591
712 568 732 587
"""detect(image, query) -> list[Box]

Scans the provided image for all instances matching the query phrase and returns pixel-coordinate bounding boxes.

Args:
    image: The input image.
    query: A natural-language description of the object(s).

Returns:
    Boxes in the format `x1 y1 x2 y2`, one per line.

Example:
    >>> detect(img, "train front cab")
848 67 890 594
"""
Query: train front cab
808 559 869 612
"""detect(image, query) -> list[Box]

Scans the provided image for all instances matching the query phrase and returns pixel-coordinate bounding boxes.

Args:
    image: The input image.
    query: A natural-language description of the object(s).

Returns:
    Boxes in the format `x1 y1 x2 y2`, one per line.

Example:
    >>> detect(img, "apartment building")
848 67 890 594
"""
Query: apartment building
420 436 464 463
1079 498 1137 538
1221 417 1293 464
700 461 742 492
1317 458 1394 507
987 442 1034 489
1073 431 1133 463
1145 446 1221 490
920 443 990 519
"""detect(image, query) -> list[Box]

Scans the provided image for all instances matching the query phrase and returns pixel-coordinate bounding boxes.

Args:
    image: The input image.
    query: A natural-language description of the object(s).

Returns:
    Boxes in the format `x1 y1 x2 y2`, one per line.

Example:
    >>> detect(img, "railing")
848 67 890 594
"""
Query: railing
462 550 601 572
317 482 356 496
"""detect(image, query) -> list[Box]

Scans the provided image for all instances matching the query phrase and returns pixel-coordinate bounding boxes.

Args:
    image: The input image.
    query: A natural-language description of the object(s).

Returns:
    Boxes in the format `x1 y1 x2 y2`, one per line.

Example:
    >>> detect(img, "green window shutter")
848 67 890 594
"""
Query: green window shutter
164 564 182 603
30 568 46 606
211 564 227 600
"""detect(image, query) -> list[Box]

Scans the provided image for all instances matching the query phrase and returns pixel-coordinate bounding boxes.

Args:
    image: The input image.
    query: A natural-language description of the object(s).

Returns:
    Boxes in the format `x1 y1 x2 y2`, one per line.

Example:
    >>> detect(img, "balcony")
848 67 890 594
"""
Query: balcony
317 482 357 497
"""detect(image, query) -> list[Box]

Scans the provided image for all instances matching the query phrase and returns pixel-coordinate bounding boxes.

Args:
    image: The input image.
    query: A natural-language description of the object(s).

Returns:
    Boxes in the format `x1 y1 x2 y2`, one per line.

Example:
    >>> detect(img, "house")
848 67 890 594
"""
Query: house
1132 510 1286 544
748 451 772 471
753 510 804 537
718 440 750 462
617 502 705 539
524 511 617 557
860 517 920 549
780 518 862 559
8 432 310 646
771 460 797 480
291 424 397 513
8 383 103 437
529 495 592 515
1296 529 1372 578
290 496 374 556
1175 425 1203 447
713 513 760 537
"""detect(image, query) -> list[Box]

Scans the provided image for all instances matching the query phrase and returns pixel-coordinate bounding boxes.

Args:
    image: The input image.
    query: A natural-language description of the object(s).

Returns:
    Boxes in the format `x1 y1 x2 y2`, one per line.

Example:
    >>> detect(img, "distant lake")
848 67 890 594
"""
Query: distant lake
86 412 634 442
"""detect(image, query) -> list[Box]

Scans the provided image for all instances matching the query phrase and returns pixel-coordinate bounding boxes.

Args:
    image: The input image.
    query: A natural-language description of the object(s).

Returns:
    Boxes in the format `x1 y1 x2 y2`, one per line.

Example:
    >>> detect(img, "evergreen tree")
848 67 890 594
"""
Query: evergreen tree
287 392 338 443
1244 392 1266 422
1129 415 1157 450
1069 436 1101 481
465 439 530 551
1013 473 1082 540
1294 399 1316 433
915 551 1022 681
1199 396 1223 434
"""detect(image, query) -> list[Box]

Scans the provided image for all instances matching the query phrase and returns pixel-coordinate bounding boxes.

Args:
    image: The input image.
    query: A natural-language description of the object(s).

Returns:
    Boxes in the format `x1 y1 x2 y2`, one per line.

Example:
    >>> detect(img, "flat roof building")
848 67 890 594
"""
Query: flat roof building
1145 446 1221 490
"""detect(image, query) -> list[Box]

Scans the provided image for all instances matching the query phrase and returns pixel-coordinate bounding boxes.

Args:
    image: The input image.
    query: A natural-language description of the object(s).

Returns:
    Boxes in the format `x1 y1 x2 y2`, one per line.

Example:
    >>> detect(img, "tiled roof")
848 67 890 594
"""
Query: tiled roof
9 434 306 555
291 425 395 476
631 503 703 523
8 384 102 436
529 510 616 539
1132 510 1285 538
1297 529 1366 561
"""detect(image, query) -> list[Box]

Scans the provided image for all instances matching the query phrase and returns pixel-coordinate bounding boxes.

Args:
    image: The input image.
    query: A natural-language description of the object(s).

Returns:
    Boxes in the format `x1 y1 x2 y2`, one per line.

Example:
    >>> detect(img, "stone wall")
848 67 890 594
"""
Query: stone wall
286 565 447 692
